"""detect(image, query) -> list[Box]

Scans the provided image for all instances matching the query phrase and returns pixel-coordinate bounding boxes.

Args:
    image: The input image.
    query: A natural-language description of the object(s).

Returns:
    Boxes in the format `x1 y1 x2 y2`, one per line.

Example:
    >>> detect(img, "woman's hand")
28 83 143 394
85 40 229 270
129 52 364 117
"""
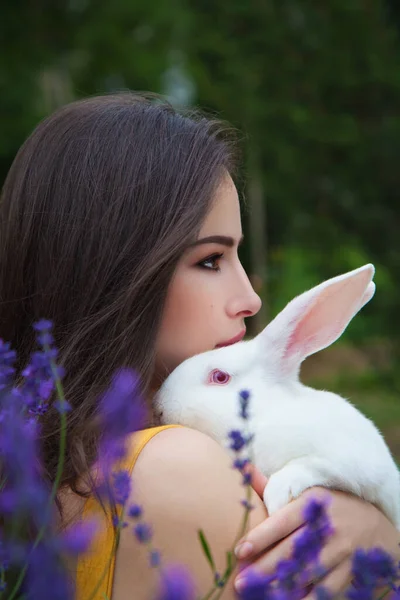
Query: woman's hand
234 470 400 598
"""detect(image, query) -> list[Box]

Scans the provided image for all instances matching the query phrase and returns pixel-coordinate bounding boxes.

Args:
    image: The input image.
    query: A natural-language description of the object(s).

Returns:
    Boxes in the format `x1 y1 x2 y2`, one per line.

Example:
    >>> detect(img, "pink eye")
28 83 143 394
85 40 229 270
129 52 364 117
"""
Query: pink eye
208 369 231 385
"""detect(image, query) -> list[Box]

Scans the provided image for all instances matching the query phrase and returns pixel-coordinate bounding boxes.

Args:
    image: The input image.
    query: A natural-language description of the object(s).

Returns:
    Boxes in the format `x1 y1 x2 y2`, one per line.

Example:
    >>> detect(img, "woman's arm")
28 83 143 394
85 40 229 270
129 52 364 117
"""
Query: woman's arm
112 426 267 600
235 483 400 598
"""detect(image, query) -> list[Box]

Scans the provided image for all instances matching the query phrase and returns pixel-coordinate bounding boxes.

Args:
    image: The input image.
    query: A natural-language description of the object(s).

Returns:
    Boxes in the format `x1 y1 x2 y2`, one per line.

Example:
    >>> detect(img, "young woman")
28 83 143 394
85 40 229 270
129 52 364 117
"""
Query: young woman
0 93 398 599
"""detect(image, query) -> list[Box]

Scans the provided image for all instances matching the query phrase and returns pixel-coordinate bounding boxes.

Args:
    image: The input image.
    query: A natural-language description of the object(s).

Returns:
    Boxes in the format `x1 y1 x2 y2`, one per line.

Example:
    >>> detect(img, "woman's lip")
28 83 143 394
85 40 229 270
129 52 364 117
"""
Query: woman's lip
215 329 246 348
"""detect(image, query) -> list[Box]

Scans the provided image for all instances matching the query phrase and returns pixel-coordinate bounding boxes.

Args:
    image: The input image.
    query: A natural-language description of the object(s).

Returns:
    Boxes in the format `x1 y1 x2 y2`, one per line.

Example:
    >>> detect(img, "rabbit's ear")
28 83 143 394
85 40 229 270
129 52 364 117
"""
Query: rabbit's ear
259 264 375 379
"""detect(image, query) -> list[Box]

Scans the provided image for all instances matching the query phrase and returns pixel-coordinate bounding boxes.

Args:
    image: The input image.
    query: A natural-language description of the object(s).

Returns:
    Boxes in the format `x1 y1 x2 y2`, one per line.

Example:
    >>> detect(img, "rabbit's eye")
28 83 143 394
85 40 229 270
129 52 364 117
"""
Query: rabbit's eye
209 369 231 385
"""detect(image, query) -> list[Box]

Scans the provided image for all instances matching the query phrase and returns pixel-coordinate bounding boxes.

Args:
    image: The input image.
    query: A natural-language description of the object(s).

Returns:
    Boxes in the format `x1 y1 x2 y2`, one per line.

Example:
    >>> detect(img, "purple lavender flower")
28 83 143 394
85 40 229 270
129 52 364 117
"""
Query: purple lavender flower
292 525 331 569
0 339 16 390
285 497 333 579
20 320 65 417
21 354 54 415
233 458 250 471
157 564 195 600
356 547 398 581
237 570 276 600
239 390 250 420
303 497 332 529
99 369 146 440
314 587 333 600
150 549 161 567
57 519 98 555
275 558 300 593
133 522 152 543
267 498 332 598
33 319 53 332
242 472 252 485
33 319 54 346
0 323 136 599
128 504 143 519
95 468 132 510
112 514 128 529
228 430 248 452
127 502 163 571
346 546 399 599
236 496 400 600
0 390 49 526
112 470 132 507
97 369 147 472
54 398 72 413
233 457 253 486
0 535 10 573
346 588 375 600
24 540 73 600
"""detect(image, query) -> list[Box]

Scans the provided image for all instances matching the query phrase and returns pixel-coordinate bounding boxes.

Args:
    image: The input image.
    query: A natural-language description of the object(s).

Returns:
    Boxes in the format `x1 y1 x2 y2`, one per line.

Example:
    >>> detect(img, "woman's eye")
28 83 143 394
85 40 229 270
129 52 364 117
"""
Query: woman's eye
208 369 231 385
198 253 223 271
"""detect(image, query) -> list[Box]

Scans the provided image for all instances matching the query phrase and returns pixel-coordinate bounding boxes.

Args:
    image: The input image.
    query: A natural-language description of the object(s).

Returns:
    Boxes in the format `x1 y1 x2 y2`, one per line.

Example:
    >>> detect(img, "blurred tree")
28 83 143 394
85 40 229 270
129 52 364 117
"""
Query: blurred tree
0 0 181 178
183 0 400 362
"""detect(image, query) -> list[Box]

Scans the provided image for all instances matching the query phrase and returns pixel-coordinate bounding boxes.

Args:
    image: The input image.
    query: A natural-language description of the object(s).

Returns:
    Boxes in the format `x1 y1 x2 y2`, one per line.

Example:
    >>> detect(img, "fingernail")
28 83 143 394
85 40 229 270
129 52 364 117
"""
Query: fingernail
234 577 246 593
234 541 253 559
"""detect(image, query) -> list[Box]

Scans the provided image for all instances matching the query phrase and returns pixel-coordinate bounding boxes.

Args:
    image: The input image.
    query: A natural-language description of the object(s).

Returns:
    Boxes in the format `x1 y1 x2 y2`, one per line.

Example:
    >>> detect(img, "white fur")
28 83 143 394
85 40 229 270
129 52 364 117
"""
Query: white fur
154 264 400 528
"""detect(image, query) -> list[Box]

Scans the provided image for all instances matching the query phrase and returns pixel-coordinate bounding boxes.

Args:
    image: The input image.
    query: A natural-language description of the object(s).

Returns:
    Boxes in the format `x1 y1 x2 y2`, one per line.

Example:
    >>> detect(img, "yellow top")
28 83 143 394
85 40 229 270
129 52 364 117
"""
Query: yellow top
76 425 181 600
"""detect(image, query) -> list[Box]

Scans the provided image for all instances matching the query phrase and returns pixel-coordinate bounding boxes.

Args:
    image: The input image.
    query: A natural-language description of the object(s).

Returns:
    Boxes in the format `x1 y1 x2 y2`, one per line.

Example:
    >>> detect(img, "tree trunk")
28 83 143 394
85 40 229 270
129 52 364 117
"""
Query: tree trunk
246 146 268 335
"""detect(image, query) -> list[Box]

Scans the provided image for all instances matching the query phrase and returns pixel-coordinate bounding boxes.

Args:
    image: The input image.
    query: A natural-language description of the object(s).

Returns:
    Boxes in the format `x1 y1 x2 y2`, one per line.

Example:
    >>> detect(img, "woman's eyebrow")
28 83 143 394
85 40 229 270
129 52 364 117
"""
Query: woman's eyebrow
188 234 244 248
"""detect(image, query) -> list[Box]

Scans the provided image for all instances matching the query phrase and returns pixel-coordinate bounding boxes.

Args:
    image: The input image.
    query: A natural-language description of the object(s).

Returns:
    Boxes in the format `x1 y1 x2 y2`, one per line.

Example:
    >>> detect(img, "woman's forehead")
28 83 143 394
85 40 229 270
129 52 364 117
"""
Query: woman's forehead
198 175 241 238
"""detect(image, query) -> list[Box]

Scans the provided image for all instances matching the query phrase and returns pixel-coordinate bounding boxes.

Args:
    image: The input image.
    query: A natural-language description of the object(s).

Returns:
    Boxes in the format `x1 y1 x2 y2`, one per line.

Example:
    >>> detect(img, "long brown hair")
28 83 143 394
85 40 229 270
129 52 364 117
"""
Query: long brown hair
0 92 237 496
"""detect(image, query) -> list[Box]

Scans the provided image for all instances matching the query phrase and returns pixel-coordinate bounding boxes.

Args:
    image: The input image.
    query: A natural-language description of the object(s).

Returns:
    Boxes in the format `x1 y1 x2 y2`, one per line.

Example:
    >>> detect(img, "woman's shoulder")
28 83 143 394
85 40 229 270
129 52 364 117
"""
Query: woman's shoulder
112 426 267 599
132 425 254 494
135 425 228 468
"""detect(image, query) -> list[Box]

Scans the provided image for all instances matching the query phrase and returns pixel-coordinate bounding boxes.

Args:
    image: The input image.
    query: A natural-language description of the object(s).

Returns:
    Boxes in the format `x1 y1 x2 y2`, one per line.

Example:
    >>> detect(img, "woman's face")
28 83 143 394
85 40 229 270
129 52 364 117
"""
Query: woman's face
154 174 262 379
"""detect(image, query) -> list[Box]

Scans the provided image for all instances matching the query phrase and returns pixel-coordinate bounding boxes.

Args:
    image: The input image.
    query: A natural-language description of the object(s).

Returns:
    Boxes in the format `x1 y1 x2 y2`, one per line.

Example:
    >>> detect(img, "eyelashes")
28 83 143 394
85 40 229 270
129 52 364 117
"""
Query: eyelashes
197 252 224 272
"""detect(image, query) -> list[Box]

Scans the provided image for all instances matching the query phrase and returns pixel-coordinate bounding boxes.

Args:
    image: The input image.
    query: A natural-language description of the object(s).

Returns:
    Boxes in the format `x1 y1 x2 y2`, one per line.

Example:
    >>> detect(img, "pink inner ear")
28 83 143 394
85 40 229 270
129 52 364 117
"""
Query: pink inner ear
285 315 343 361
273 267 374 375
283 290 354 364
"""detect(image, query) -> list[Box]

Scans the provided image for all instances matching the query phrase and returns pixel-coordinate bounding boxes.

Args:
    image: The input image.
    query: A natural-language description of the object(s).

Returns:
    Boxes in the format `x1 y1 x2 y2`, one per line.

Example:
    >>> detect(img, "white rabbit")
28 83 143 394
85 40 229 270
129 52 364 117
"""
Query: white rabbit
154 264 400 529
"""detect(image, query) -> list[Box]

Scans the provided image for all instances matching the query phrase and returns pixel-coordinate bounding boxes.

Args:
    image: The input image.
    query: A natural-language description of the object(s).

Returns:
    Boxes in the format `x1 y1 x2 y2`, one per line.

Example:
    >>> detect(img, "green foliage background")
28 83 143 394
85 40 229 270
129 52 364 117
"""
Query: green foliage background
1 0 400 449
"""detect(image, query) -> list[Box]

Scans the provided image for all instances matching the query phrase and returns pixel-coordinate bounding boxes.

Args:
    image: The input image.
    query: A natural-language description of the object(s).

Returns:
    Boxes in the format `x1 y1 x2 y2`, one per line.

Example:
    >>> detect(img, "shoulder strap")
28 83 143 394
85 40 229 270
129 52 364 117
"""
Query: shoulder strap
76 425 181 600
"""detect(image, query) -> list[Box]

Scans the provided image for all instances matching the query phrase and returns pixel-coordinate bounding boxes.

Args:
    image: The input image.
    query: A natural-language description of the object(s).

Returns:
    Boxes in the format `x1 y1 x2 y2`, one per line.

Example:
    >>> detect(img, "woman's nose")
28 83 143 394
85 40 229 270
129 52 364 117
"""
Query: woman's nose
226 269 262 318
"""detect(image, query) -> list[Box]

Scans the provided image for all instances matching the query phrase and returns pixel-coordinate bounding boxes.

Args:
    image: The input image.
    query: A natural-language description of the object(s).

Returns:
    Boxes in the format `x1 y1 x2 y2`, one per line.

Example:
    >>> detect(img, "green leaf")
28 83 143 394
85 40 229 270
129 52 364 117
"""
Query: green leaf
198 529 216 573
223 551 233 579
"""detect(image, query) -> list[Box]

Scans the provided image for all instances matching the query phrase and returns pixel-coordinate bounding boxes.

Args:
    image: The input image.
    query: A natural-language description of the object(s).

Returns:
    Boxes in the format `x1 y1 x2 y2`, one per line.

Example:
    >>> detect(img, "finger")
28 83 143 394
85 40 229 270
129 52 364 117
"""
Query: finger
248 464 268 499
303 561 352 600
235 495 309 558
234 531 336 595
236 527 304 580
316 535 352 576
236 503 346 579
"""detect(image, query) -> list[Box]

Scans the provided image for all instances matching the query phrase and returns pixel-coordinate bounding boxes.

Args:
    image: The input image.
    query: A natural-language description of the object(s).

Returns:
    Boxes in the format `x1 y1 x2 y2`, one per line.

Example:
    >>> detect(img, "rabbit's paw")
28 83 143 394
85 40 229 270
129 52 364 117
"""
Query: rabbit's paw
263 463 319 515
